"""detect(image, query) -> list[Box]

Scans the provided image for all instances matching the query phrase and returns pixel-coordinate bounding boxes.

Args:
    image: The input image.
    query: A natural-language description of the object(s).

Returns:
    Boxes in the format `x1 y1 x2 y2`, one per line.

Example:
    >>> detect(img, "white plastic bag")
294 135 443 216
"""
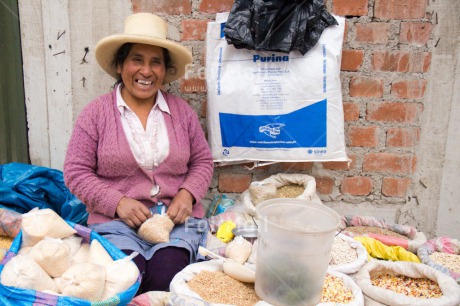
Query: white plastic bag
29 237 71 277
101 252 140 301
0 254 58 292
225 236 252 264
57 262 106 301
21 208 76 247
206 13 347 163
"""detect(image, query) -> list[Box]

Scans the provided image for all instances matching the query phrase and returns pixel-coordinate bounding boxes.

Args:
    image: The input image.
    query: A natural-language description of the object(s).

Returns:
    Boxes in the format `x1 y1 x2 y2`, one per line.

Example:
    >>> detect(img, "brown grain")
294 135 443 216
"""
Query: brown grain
188 270 260 306
344 226 409 239
276 185 304 198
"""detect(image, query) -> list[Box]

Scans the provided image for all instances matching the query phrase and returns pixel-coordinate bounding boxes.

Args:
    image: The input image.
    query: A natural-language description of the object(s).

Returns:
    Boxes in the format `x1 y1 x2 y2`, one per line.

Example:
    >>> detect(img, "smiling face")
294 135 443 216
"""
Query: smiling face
116 43 166 106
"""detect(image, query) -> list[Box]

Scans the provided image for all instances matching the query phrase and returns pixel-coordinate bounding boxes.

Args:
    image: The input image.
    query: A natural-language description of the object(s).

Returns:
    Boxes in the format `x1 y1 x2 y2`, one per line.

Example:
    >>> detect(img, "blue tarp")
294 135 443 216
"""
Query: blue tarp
0 163 88 225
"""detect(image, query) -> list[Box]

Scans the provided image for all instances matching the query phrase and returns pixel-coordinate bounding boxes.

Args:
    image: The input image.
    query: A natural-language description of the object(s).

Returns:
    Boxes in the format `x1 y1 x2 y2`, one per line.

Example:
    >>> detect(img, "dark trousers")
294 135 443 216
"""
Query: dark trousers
122 247 190 294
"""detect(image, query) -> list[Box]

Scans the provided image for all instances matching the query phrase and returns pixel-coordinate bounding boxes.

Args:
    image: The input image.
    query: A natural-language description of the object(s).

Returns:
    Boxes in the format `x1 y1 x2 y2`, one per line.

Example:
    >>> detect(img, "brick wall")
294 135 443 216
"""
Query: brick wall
131 0 433 208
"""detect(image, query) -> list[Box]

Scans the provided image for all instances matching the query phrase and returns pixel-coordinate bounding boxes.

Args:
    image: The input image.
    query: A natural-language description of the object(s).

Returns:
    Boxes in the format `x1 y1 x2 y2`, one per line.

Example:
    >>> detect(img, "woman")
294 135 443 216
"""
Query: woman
64 13 213 292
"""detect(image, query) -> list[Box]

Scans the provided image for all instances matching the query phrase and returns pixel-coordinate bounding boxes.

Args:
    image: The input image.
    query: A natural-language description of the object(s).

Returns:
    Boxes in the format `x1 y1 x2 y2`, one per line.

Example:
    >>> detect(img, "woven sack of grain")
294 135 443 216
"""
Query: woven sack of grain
0 221 140 306
417 236 460 284
170 259 257 304
170 260 365 306
354 260 460 306
240 173 323 216
340 215 427 253
329 233 368 275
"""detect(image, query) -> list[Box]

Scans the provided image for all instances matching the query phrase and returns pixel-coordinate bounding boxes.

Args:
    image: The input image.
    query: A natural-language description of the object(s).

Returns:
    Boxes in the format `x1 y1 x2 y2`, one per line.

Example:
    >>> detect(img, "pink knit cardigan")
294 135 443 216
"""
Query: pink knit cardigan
64 88 214 224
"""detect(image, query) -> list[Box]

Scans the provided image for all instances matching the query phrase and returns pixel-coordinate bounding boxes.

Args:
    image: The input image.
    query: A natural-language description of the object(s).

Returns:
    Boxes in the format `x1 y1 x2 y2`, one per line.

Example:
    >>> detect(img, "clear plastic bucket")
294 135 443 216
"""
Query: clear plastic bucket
255 199 341 306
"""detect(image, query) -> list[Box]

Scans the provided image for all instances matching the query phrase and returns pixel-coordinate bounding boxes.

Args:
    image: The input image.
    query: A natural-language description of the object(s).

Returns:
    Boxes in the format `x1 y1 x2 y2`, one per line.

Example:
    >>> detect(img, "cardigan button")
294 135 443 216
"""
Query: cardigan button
150 184 161 198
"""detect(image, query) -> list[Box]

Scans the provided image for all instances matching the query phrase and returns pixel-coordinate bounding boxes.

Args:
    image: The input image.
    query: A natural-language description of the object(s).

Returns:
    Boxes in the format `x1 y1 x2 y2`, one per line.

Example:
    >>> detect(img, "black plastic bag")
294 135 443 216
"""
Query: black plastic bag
224 0 338 55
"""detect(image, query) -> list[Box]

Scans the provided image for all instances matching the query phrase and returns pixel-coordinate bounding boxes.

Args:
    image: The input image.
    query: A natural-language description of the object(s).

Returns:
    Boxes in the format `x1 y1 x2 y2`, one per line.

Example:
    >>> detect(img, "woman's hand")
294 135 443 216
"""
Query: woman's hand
167 189 194 224
116 197 152 228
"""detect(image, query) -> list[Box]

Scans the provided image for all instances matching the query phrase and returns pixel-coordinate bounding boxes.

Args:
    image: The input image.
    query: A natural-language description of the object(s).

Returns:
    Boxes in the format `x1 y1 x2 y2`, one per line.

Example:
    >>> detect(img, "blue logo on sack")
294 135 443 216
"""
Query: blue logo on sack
219 99 327 149
259 123 286 138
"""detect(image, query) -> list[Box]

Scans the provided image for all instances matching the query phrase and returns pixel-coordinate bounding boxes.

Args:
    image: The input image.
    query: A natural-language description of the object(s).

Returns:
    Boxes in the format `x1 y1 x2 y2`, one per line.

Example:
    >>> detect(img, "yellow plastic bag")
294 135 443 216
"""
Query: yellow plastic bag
216 221 236 243
354 236 421 263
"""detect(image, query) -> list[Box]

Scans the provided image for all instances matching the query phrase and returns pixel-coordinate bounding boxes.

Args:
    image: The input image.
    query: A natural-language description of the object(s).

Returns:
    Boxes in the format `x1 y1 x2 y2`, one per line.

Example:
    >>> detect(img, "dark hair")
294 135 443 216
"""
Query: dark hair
112 43 177 85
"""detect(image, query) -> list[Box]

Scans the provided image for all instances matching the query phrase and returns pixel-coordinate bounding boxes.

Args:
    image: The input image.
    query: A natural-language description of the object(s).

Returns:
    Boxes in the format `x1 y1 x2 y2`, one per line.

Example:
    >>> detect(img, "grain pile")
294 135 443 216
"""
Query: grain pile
344 226 408 239
321 274 354 303
370 274 443 298
276 185 304 198
329 236 358 266
429 252 460 274
188 270 260 306
188 270 358 305
0 236 13 249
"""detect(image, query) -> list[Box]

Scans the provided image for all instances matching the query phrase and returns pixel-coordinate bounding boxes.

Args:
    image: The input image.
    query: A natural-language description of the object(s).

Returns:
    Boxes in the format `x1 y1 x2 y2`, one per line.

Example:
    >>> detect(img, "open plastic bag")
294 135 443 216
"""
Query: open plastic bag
354 260 460 306
0 163 88 225
224 0 338 55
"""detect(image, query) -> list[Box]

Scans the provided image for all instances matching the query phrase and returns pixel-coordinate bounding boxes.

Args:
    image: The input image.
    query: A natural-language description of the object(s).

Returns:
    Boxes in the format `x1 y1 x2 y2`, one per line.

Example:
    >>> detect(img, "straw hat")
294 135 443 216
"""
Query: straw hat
95 13 192 84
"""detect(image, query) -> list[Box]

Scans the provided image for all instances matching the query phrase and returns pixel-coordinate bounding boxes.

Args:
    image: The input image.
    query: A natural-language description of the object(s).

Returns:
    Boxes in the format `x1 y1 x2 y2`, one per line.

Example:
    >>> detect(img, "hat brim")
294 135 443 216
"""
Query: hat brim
95 34 192 84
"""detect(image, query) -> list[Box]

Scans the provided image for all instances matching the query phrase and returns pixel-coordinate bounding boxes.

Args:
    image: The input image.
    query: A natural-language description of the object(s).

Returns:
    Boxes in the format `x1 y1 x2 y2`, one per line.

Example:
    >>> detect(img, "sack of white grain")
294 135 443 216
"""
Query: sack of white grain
0 254 58 292
329 233 368 275
0 221 141 305
57 262 106 301
29 237 71 277
340 214 427 253
21 208 76 247
241 173 323 216
417 236 460 284
354 260 460 306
